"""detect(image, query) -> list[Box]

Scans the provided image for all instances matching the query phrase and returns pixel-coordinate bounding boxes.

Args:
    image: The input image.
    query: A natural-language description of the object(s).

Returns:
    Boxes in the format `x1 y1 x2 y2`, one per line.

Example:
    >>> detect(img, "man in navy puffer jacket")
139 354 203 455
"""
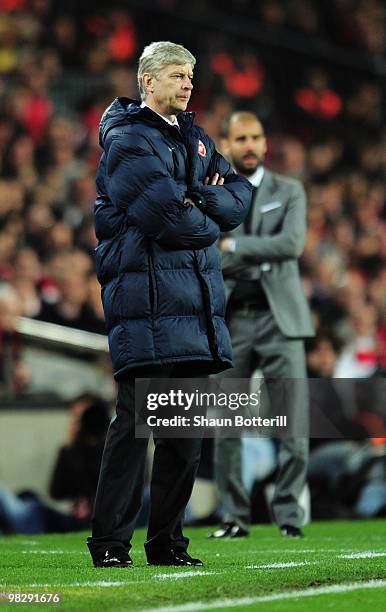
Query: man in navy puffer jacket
87 41 252 568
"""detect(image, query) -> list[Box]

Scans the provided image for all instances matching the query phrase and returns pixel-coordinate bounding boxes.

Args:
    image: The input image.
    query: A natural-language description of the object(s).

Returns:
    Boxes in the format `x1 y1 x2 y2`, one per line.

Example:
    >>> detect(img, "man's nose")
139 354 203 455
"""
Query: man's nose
183 78 193 90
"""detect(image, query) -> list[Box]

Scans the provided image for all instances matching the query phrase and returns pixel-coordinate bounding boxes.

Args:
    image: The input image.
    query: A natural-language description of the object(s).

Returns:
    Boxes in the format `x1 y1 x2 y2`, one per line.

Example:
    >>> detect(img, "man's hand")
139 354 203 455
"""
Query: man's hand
184 197 196 206
204 173 224 186
219 237 236 253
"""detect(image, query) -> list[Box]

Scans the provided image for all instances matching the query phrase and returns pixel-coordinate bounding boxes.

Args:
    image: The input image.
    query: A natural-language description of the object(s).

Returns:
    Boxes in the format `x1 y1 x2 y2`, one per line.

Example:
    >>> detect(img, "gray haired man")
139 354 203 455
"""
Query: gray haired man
86 44 251 567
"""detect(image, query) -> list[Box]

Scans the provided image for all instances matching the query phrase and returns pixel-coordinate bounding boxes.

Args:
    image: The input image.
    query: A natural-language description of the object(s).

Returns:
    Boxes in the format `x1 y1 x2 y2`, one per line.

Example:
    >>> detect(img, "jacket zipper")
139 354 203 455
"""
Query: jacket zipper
148 243 158 316
193 252 219 360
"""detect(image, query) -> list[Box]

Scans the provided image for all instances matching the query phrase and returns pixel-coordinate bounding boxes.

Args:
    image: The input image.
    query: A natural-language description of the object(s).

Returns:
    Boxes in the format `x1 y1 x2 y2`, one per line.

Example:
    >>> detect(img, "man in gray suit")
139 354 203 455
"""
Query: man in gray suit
209 111 315 539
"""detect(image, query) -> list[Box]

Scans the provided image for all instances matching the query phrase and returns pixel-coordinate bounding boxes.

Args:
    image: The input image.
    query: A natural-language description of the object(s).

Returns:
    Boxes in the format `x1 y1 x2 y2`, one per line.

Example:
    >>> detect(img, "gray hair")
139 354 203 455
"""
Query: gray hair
137 41 196 100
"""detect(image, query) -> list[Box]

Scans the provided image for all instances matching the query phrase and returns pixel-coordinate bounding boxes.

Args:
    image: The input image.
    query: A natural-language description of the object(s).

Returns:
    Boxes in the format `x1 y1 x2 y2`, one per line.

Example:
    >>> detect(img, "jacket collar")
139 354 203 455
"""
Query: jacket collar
99 97 195 146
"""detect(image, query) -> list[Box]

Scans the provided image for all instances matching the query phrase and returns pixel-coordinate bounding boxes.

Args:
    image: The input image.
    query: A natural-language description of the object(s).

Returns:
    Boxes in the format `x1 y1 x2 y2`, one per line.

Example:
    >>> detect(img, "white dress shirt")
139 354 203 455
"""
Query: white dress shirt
226 166 264 252
140 101 180 127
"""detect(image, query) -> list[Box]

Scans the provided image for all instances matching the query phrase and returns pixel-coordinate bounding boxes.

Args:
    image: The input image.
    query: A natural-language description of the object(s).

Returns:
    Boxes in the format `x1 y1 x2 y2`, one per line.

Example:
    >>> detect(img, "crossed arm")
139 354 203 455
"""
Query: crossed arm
96 134 251 250
221 182 307 276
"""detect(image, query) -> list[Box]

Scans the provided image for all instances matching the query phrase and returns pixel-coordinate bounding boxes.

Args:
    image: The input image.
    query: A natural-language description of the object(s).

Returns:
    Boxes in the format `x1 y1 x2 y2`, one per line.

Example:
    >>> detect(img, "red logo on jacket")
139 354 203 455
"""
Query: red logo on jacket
198 140 206 157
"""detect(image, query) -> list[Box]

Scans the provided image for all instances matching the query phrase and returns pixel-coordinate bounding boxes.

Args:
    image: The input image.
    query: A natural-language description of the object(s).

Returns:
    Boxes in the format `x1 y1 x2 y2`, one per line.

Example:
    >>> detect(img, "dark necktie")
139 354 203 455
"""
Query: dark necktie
243 185 258 235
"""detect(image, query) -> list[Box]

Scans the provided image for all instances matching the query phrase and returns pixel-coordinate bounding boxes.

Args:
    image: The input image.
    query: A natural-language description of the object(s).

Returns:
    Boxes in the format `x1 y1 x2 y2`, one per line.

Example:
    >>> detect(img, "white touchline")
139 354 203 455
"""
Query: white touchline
140 580 386 612
22 550 67 554
68 581 130 588
21 550 86 554
154 571 217 580
338 552 386 559
28 582 141 588
241 548 353 554
25 573 217 589
246 561 313 569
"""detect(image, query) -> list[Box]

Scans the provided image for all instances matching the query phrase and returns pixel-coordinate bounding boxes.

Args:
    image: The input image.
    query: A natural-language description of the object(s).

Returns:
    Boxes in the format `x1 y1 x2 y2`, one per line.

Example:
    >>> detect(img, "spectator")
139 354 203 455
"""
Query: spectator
334 304 379 378
0 394 111 533
0 282 29 394
293 67 342 135
49 395 111 527
38 271 93 331
11 247 43 318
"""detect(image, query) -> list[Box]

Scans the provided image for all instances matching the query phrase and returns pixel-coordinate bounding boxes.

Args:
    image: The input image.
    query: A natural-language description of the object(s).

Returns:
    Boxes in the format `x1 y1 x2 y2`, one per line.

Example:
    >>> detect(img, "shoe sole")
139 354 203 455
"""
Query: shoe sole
207 534 249 539
147 562 204 567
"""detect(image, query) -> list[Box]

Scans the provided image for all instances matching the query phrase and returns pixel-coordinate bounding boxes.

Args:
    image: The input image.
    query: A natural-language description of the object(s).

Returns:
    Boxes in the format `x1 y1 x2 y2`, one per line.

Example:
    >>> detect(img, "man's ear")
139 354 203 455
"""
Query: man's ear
142 73 154 95
263 137 268 156
220 137 230 157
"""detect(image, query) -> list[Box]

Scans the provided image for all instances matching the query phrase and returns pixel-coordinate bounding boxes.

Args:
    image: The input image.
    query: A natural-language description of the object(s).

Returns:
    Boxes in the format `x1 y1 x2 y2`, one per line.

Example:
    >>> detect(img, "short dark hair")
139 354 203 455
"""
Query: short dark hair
221 111 263 138
305 331 343 355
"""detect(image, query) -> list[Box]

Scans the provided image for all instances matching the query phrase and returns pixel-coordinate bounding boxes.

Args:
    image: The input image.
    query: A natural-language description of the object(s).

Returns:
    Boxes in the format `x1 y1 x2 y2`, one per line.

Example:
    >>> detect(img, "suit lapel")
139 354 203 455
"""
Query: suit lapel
228 170 278 238
252 171 275 234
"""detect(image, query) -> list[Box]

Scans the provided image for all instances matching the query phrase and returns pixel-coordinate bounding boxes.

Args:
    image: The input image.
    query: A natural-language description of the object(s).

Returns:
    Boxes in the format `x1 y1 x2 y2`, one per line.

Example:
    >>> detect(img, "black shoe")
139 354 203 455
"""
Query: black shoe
93 548 133 568
280 525 304 538
207 522 249 539
147 549 203 566
87 539 133 568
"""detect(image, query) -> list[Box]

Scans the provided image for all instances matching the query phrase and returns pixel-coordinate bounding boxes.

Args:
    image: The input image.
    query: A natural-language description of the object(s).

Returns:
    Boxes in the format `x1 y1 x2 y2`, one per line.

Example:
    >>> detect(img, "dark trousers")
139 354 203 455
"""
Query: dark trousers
88 364 204 561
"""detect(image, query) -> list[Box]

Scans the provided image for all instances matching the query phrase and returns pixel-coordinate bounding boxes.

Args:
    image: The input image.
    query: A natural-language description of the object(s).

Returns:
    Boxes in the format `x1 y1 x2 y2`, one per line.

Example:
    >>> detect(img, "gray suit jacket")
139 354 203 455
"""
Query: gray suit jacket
222 169 315 338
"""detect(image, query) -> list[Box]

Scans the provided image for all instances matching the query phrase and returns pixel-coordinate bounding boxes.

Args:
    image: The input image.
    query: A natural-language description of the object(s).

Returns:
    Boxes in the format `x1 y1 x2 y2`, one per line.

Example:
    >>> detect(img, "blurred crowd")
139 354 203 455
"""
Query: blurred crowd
0 0 385 393
0 393 110 534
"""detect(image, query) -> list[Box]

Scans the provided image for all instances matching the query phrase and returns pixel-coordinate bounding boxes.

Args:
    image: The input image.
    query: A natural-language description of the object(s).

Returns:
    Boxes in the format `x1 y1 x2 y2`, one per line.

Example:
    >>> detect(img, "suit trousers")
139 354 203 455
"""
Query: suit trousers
89 363 204 560
214 308 309 530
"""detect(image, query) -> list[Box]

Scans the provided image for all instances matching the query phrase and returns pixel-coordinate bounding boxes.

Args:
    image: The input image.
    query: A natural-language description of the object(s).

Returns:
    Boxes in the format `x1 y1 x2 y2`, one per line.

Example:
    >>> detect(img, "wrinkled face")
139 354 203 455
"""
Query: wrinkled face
144 63 193 118
224 118 267 176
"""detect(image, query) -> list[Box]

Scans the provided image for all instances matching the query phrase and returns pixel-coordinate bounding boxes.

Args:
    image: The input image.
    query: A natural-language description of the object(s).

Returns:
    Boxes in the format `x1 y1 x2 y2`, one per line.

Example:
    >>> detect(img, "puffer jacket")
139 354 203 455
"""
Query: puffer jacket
94 98 252 379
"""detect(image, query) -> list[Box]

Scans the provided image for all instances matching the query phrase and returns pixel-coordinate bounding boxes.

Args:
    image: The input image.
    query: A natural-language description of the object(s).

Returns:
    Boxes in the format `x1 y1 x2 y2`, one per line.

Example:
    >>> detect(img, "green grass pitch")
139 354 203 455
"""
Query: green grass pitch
1 520 386 611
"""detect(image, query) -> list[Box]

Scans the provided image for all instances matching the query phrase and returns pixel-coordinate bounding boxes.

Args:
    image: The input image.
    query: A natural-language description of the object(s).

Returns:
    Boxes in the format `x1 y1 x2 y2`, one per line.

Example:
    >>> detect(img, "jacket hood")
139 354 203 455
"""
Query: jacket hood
99 97 132 147
99 97 195 147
